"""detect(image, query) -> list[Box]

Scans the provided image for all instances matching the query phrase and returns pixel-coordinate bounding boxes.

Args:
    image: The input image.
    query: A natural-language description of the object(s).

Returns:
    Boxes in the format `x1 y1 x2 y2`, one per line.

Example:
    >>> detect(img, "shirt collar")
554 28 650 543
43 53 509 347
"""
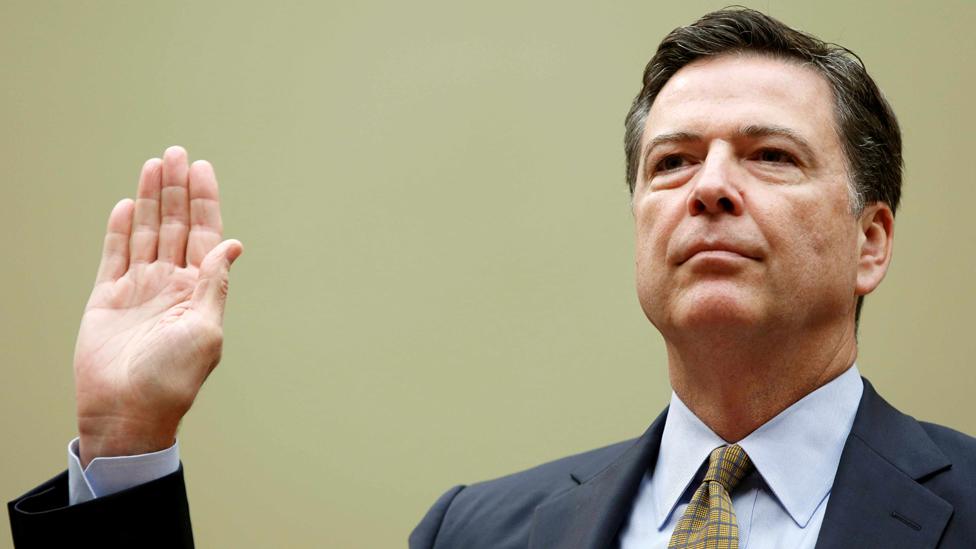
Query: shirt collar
651 364 864 529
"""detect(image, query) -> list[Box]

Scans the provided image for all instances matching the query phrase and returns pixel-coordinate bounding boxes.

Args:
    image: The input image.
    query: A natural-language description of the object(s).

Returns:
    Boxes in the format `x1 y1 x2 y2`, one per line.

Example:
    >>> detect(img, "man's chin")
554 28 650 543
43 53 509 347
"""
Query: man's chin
665 291 767 333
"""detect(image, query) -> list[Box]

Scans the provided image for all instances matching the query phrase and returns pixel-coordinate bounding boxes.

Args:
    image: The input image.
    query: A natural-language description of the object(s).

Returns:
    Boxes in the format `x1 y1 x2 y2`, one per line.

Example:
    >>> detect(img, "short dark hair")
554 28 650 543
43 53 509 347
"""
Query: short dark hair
624 6 903 325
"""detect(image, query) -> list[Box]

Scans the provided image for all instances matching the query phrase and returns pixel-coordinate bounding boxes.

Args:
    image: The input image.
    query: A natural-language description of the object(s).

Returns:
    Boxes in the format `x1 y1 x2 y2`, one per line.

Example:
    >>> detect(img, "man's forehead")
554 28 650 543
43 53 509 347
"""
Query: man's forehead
642 53 837 149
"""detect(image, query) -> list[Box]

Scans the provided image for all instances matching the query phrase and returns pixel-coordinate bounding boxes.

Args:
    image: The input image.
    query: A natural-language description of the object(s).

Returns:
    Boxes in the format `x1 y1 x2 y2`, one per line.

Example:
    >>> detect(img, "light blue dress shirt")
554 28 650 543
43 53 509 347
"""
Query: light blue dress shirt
618 365 864 549
67 436 180 505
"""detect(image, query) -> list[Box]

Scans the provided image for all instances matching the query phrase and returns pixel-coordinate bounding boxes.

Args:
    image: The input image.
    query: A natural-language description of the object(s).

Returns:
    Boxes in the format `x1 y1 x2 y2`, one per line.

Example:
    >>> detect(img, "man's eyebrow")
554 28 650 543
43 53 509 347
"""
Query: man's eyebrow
641 131 702 165
641 125 817 169
737 124 816 161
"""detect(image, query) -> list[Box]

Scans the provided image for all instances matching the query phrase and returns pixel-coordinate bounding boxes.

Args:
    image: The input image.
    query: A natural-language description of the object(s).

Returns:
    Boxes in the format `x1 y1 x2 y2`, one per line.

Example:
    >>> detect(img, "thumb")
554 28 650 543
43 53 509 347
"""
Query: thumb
192 239 244 325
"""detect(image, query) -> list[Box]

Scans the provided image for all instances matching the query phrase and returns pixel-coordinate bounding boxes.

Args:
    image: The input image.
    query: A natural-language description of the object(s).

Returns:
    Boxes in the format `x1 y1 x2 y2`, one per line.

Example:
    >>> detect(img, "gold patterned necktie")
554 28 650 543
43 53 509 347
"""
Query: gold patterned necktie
667 444 754 549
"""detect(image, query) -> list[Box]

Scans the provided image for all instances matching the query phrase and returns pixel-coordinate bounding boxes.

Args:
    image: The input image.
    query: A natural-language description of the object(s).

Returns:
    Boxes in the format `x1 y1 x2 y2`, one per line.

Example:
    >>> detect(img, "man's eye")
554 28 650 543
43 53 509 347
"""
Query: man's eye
756 149 796 164
655 155 688 173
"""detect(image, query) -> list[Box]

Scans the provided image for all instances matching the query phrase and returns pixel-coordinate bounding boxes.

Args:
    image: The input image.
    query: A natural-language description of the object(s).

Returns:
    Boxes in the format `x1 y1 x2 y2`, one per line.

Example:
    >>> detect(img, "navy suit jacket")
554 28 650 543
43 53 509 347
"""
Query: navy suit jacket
409 379 976 548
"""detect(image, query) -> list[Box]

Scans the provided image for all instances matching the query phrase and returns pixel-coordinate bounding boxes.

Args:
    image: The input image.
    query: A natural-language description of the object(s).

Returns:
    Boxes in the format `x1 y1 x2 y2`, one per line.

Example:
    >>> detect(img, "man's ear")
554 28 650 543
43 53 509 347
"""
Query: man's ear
855 202 895 297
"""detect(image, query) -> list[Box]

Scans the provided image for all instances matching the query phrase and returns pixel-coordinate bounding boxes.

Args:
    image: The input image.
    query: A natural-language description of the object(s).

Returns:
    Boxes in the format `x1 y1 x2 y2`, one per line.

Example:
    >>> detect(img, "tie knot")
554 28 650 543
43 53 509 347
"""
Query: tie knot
703 444 753 492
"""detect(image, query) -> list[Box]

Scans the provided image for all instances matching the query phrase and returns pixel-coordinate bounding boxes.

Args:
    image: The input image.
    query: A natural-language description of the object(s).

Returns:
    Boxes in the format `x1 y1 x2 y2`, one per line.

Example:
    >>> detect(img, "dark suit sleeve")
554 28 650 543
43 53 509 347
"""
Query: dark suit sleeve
8 467 194 549
409 485 465 549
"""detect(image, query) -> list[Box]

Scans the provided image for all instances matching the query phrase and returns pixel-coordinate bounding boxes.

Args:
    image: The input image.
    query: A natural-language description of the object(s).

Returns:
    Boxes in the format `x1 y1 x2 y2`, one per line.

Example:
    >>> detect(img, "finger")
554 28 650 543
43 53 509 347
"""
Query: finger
186 159 224 268
192 239 243 326
158 146 190 266
130 158 163 263
95 199 135 284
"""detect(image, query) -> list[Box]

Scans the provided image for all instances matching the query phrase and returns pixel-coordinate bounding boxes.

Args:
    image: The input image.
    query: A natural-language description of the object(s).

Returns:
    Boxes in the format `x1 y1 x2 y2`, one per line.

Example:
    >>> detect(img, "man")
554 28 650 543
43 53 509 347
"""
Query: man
408 8 976 549
7 7 975 549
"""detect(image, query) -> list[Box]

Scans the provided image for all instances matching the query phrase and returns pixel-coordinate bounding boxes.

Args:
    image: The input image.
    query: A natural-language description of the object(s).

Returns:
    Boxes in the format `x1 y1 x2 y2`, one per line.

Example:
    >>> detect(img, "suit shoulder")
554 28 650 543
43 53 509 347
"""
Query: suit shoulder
469 437 639 493
919 421 976 471
917 421 976 542
429 438 638 549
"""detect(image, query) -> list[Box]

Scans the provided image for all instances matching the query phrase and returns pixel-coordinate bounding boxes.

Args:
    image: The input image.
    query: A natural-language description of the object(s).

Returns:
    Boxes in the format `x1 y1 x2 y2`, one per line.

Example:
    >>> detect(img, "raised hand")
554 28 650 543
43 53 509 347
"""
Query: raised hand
74 146 243 467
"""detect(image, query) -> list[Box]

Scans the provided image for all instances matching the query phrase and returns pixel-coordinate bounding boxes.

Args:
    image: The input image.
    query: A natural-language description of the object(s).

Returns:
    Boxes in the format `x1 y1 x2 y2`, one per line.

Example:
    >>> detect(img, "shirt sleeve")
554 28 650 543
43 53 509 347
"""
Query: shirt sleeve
66 437 181 505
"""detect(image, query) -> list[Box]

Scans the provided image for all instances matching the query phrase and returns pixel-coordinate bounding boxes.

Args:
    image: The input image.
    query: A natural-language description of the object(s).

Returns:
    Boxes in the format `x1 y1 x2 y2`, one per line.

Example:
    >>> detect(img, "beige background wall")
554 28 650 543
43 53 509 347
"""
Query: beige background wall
1 0 973 546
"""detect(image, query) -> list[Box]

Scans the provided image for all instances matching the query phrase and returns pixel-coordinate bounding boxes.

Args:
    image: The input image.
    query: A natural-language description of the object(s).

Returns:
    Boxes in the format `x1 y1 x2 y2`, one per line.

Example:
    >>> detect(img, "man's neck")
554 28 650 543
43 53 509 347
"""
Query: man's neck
664 321 858 442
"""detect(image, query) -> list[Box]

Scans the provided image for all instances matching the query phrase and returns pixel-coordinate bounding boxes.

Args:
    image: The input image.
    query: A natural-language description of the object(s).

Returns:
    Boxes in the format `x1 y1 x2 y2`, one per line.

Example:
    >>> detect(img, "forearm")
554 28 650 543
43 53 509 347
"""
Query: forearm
9 466 194 548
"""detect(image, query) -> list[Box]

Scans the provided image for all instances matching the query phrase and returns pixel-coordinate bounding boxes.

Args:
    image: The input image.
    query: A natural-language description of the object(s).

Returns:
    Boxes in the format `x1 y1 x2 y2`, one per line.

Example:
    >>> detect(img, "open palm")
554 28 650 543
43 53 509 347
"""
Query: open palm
74 146 242 466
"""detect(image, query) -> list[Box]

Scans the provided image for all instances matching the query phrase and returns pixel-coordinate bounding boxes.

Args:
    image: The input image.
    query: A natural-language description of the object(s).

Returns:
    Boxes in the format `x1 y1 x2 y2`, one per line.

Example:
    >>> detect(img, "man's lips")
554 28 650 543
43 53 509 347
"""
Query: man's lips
676 242 762 265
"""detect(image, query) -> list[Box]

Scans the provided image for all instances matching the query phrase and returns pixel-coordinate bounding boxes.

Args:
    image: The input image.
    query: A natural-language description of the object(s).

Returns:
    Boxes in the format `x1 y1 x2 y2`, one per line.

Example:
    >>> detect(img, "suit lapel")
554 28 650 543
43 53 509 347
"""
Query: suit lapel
526 378 955 549
528 409 668 549
814 379 954 549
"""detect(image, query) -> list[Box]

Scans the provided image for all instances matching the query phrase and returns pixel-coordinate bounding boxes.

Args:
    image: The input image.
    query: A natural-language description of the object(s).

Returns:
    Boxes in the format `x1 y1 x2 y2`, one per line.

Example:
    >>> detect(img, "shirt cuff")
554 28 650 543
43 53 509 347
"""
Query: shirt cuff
67 437 181 505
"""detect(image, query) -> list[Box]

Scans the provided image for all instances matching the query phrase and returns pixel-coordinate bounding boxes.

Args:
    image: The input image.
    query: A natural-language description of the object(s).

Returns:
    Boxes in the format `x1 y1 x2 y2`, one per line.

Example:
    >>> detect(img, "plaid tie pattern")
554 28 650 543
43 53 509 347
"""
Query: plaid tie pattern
667 444 753 549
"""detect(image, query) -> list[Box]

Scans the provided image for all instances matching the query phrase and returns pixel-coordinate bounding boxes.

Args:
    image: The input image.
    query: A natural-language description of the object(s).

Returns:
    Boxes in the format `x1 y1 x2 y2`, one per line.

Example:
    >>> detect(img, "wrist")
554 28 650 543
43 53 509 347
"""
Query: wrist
77 416 177 468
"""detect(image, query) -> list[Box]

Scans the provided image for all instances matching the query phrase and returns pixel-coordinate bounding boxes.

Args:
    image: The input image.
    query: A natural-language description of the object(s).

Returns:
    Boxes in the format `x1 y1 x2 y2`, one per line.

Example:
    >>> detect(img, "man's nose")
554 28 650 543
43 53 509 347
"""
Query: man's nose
687 149 744 216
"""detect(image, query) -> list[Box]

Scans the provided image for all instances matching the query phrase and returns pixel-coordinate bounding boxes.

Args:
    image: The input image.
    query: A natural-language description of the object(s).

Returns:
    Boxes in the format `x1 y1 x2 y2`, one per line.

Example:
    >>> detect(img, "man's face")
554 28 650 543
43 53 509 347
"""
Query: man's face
633 54 864 341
